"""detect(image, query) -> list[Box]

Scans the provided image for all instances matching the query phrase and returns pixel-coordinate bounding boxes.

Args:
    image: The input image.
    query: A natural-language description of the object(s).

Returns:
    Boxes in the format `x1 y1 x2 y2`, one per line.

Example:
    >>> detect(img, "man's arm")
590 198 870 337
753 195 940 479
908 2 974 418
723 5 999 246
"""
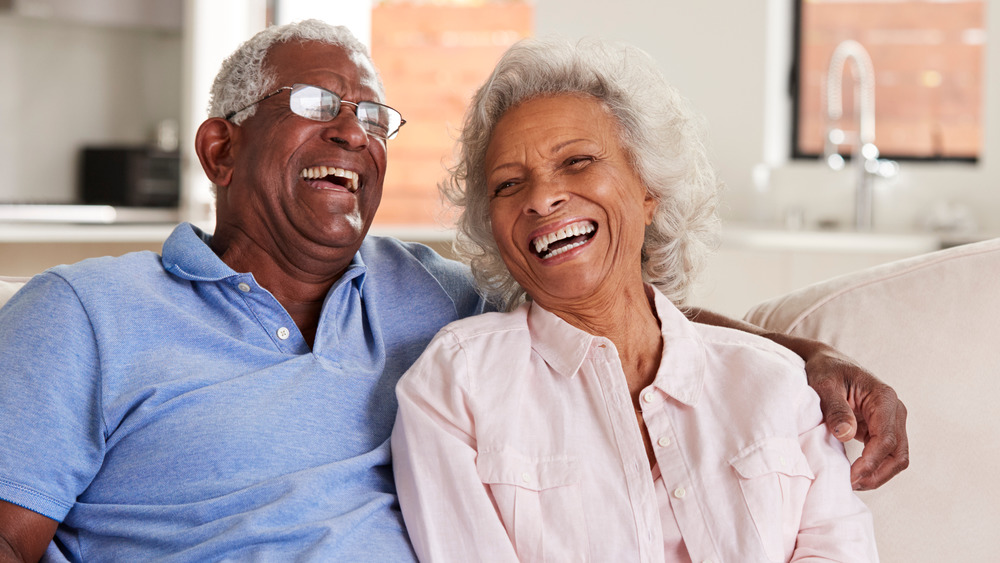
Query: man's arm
0 500 57 563
687 307 909 490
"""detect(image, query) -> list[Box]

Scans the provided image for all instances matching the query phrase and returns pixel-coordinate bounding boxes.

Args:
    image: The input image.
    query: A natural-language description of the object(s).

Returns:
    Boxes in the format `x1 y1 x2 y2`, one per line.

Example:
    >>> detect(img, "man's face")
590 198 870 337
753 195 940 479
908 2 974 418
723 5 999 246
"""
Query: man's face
221 40 388 264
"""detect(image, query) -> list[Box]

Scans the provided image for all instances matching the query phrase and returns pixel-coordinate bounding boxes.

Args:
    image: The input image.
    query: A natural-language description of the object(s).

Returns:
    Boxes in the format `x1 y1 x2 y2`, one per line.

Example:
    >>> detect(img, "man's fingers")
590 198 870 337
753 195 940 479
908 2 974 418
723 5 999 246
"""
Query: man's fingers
852 395 909 490
851 432 908 490
813 379 858 442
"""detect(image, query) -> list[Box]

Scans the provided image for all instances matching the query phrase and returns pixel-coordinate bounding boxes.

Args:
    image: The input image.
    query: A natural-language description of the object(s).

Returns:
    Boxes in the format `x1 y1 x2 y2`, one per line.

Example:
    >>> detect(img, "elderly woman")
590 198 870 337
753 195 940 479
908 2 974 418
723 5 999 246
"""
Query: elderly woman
391 37 878 562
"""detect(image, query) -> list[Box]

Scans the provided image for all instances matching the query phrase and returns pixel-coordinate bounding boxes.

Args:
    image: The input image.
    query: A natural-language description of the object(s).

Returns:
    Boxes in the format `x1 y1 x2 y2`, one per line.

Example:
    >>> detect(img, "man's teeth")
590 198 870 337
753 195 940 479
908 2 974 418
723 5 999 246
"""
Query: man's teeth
300 166 359 192
532 222 595 257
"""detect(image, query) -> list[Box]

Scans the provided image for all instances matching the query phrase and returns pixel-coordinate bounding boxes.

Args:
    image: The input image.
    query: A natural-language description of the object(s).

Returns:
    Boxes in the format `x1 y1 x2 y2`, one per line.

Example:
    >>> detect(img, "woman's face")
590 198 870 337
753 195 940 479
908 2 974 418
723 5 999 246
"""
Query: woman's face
485 94 658 310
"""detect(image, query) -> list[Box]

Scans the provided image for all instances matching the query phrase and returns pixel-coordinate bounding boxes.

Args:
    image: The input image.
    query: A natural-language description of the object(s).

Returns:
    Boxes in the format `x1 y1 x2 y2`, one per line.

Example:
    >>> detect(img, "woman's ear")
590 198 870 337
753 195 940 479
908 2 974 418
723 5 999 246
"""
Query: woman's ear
195 118 238 188
643 190 658 226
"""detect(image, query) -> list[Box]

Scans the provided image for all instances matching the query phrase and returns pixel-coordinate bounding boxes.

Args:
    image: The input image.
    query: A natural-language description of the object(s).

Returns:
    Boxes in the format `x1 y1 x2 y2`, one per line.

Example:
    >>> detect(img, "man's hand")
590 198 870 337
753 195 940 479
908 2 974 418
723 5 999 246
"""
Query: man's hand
804 346 909 490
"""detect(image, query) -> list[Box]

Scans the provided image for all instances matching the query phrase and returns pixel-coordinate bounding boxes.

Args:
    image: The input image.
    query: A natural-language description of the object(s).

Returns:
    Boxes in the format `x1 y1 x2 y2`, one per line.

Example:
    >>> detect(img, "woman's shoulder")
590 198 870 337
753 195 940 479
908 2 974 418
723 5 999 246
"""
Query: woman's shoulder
436 305 531 342
696 323 805 372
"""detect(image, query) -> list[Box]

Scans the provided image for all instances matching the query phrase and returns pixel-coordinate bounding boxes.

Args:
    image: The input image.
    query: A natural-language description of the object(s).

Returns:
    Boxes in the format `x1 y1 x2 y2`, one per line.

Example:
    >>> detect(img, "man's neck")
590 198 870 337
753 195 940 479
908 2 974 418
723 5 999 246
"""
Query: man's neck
210 225 360 348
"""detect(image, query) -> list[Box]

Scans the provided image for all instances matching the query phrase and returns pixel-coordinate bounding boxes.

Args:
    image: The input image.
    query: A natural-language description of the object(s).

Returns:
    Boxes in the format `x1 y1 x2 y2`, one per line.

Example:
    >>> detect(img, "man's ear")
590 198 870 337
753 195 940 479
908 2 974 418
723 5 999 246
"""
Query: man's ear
195 118 238 188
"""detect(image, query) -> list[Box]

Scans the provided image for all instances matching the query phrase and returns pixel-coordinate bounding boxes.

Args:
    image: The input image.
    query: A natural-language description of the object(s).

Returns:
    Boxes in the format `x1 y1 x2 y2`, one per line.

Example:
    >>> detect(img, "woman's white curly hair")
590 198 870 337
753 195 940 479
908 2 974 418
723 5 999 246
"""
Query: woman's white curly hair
441 36 722 310
207 19 382 125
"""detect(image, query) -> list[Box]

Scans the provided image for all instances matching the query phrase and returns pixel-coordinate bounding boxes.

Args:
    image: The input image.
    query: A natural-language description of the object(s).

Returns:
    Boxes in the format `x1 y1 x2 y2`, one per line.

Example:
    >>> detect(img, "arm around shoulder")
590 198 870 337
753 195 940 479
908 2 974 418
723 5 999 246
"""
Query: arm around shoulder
687 306 909 489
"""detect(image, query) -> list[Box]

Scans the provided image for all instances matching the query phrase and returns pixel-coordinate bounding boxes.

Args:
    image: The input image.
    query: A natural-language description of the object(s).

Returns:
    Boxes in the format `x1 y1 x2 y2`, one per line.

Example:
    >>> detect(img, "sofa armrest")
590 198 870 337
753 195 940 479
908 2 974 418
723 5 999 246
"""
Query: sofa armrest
744 237 1000 562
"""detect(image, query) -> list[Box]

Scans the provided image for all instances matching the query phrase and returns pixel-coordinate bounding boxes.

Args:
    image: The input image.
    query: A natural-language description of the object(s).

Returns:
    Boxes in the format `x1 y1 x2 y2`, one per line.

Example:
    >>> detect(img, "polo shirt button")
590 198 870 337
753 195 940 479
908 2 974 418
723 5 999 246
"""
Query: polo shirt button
276 327 290 340
237 282 251 293
521 472 531 483
657 436 671 447
673 487 686 499
642 392 655 403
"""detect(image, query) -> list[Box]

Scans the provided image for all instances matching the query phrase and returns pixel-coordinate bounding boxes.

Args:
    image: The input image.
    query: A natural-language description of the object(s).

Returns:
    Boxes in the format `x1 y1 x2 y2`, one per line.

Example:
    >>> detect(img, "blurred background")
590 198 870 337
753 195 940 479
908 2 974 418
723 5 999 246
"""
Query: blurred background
0 0 996 316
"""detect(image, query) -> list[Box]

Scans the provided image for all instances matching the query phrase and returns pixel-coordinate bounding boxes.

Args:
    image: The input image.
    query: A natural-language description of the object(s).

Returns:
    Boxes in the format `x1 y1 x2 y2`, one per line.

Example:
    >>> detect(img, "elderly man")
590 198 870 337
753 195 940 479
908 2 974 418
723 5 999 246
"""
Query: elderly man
0 20 905 562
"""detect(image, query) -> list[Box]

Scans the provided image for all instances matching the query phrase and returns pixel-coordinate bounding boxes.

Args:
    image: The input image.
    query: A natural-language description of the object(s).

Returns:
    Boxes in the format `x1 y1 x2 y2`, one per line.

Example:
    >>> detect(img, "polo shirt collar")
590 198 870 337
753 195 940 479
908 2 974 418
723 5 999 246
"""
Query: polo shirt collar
526 285 706 407
161 223 368 293
161 223 236 282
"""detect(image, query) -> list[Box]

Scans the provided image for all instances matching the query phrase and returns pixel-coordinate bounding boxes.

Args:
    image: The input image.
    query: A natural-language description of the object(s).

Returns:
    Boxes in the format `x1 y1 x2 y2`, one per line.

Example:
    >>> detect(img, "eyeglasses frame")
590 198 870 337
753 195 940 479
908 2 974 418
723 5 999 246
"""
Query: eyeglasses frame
223 83 406 140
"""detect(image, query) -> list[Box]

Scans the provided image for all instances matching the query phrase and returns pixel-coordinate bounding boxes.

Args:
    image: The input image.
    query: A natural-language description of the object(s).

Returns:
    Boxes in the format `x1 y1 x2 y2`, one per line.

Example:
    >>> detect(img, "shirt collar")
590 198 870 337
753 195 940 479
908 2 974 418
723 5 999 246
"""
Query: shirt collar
161 223 237 282
526 285 707 407
526 300 595 378
648 287 707 407
161 222 368 293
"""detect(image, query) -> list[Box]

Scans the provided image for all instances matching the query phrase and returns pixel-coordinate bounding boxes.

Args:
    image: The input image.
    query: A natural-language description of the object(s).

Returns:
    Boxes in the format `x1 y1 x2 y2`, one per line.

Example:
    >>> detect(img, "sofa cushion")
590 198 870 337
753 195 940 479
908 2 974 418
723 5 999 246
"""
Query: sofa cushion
745 237 1000 562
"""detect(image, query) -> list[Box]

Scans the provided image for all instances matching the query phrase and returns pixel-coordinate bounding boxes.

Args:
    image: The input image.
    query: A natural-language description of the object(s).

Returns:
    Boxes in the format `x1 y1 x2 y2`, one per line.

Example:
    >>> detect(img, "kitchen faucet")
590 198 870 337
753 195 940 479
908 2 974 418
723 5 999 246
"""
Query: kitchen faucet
823 39 894 231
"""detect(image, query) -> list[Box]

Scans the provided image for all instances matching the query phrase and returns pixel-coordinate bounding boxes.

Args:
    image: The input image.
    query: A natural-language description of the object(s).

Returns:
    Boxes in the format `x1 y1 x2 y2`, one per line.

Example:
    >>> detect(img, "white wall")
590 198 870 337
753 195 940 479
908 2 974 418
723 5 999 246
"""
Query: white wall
0 14 182 204
536 0 1000 233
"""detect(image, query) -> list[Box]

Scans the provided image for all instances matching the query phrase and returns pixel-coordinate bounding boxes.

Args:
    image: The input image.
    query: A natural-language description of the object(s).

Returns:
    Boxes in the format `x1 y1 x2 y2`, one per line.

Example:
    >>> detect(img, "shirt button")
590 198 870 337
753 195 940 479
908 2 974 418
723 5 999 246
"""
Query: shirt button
673 487 686 499
521 472 531 483
642 392 655 403
237 282 251 293
276 327 290 340
657 436 671 447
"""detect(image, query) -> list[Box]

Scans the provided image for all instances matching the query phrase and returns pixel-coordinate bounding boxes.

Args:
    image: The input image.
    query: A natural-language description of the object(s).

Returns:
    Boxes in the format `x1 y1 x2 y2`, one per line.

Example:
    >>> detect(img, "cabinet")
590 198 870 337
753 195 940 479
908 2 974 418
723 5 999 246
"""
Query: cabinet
6 0 181 30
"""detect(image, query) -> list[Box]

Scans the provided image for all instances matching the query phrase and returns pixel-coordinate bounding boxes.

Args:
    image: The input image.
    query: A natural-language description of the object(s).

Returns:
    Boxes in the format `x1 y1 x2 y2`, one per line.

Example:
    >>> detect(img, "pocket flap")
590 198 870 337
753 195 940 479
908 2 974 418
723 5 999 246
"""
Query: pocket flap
477 450 579 491
729 438 814 480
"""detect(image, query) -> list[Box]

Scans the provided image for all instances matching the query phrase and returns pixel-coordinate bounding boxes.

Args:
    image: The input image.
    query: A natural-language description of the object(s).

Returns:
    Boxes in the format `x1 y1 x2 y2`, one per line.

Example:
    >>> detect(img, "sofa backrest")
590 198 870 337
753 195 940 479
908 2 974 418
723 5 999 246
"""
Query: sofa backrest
0 277 29 308
745 237 1000 562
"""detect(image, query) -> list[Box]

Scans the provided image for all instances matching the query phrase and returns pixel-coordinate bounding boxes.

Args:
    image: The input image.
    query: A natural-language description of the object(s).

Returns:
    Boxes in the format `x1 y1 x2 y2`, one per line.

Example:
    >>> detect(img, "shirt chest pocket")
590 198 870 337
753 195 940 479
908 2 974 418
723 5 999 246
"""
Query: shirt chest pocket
477 451 590 562
730 438 816 562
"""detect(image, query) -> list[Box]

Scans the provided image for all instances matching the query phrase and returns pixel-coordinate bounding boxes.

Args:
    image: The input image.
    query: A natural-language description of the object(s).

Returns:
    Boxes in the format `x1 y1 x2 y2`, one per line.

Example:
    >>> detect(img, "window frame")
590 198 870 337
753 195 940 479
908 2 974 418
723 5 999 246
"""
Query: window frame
788 0 979 164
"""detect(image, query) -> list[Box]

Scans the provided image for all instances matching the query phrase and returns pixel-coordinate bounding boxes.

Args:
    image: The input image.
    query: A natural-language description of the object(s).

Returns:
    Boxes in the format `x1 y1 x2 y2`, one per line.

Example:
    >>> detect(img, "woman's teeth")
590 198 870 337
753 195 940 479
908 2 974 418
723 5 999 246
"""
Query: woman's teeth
532 221 596 258
300 166 359 192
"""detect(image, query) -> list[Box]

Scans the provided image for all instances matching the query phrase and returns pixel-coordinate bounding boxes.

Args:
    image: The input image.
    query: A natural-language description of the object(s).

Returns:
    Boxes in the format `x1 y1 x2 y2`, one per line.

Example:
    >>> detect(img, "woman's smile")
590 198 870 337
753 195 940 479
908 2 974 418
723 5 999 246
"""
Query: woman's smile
529 220 598 260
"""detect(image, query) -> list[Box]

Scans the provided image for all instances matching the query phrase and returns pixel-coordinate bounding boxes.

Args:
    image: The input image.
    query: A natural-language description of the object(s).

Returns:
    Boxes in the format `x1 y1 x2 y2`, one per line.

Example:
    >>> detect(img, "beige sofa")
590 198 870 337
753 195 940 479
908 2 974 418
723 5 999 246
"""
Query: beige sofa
0 276 28 307
2 240 997 560
746 237 1000 562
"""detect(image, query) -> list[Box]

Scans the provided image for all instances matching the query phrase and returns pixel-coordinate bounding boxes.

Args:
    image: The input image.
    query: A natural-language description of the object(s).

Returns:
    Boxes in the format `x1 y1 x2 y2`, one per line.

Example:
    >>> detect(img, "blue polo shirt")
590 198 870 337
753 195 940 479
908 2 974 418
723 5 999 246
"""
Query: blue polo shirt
0 223 486 561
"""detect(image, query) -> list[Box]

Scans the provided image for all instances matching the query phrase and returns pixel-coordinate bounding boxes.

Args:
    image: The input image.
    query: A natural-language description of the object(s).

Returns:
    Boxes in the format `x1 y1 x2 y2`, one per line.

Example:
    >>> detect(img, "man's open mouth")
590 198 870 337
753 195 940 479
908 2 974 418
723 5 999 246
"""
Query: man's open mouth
300 166 359 192
531 221 597 259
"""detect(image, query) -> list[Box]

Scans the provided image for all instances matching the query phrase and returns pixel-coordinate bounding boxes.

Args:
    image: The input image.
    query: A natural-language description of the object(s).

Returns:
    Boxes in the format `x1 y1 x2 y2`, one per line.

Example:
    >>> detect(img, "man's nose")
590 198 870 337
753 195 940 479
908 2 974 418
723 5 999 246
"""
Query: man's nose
322 105 369 150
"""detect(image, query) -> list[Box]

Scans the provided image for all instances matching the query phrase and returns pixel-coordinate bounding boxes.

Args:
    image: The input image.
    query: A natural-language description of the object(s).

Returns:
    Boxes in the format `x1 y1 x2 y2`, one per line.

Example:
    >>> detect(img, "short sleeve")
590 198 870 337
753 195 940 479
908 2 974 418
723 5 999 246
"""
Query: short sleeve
0 272 106 521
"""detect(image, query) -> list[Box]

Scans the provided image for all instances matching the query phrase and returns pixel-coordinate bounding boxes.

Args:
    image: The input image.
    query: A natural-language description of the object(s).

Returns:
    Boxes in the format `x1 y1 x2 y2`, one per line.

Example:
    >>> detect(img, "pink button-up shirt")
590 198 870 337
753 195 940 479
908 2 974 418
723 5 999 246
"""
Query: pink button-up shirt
392 287 878 562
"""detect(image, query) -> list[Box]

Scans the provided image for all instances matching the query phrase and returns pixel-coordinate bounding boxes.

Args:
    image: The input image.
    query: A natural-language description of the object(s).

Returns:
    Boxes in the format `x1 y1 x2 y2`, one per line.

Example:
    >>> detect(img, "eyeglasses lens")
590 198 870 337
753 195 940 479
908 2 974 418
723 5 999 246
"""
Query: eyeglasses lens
288 84 402 140
357 104 395 140
290 85 337 122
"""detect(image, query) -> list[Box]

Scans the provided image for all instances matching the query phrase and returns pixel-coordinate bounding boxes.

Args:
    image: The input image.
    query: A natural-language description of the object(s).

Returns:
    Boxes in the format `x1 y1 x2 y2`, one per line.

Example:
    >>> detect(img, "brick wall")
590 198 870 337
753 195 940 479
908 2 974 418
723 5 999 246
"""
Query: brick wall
371 3 532 226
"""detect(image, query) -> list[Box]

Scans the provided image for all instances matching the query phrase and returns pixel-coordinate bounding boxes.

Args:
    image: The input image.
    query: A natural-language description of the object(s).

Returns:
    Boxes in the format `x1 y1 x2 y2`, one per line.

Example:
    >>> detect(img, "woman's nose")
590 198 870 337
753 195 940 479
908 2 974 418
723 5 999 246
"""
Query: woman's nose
524 180 568 216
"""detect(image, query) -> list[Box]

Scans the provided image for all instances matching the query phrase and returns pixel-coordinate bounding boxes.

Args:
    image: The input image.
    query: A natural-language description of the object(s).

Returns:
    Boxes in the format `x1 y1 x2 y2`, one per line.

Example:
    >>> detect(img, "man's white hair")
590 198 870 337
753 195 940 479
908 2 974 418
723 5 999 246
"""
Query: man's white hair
208 19 382 125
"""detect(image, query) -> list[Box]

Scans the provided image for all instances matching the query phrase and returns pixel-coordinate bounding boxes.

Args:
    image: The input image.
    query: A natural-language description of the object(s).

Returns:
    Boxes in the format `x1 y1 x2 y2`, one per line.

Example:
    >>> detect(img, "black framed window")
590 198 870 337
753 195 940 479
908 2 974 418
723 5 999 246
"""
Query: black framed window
791 0 985 162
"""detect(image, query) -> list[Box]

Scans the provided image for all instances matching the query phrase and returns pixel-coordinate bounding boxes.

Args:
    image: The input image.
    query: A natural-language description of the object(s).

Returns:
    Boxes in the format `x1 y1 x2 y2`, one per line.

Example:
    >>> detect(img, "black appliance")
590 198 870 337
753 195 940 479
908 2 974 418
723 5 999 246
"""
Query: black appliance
80 146 180 207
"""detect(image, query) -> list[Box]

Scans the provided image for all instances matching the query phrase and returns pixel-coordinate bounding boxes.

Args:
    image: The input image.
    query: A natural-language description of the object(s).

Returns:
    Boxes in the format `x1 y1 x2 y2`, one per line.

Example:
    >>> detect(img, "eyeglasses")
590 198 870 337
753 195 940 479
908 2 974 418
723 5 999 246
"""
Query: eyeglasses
225 83 406 140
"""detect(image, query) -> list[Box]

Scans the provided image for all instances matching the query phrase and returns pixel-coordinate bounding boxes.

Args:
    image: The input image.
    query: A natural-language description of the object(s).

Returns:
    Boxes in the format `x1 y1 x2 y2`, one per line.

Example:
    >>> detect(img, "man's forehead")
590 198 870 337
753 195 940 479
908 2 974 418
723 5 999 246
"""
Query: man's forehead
268 40 382 100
